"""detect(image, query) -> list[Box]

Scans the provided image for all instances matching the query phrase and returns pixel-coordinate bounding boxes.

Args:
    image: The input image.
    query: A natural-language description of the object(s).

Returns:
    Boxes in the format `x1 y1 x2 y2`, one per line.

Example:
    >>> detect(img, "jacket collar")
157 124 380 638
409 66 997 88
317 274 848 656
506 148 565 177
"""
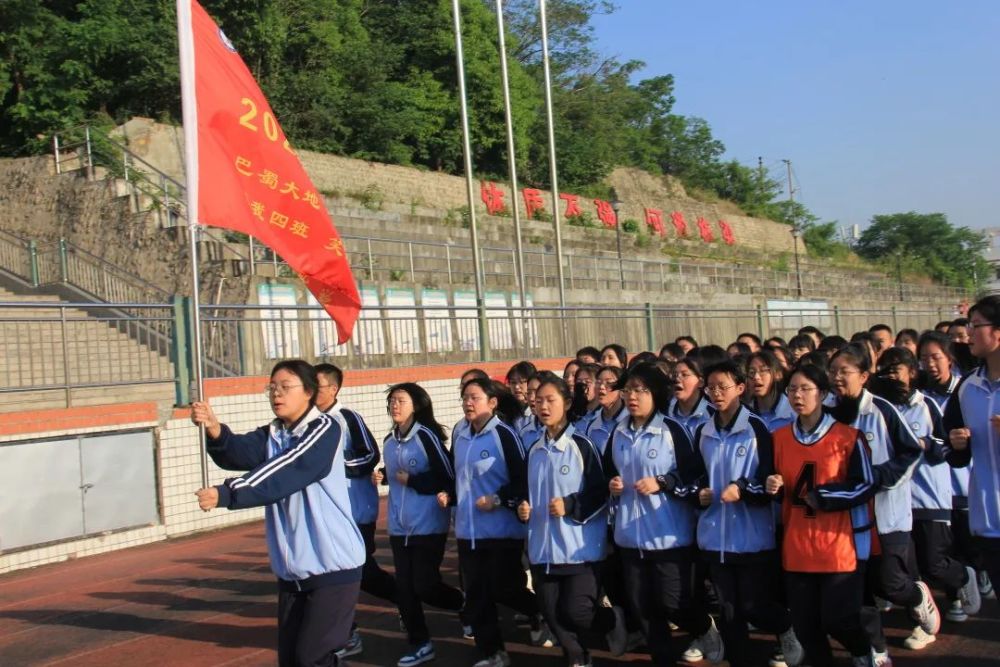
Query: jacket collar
393 421 420 443
703 404 751 440
271 405 323 440
792 411 836 444
627 410 665 436
542 423 575 452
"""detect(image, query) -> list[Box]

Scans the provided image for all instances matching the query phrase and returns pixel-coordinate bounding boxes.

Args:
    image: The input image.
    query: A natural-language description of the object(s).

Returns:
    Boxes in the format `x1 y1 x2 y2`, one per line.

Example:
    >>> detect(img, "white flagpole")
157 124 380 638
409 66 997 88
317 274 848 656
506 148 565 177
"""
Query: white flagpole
539 0 566 308
176 0 210 488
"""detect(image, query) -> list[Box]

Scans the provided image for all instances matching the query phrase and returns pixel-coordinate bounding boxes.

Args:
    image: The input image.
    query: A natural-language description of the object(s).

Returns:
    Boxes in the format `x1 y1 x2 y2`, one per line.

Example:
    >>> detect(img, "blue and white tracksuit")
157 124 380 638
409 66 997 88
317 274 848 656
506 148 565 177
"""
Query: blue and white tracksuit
384 423 455 541
694 406 776 562
668 395 715 441
900 391 951 521
601 411 700 552
585 401 629 456
519 415 545 457
839 390 923 536
207 407 365 585
324 402 380 526
750 393 796 433
926 375 970 510
525 424 608 570
944 368 1000 539
451 415 528 547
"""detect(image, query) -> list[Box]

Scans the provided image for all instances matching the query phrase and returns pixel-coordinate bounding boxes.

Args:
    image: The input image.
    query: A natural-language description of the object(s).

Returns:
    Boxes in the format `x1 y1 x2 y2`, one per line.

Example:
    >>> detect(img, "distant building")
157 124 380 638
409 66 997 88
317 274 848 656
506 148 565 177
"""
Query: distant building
982 227 1000 294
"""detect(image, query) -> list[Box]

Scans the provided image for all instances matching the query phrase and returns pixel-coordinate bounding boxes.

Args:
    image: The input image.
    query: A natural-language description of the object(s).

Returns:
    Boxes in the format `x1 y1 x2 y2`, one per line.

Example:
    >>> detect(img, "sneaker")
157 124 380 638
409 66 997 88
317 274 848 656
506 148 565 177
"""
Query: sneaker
605 605 628 657
959 565 983 615
398 642 436 667
978 569 995 598
778 628 804 667
872 648 893 666
462 625 475 640
911 581 941 636
874 595 893 612
529 622 556 648
681 640 703 664
697 617 725 663
472 651 511 667
946 598 968 623
335 628 363 659
903 626 936 650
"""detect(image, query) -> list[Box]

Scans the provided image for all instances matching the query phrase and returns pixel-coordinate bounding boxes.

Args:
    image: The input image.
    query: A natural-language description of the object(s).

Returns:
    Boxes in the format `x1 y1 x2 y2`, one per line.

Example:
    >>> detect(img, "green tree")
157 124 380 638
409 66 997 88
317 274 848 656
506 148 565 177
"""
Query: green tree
855 212 987 288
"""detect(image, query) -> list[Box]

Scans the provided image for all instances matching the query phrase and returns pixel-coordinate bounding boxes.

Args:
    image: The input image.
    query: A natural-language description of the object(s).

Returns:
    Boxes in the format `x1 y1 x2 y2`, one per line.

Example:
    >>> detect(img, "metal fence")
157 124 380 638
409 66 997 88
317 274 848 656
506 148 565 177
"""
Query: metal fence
0 300 952 407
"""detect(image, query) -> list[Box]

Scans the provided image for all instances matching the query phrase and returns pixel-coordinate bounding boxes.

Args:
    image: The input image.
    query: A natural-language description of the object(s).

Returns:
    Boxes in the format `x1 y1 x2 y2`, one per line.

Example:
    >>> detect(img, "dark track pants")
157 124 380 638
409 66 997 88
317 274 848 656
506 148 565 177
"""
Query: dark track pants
391 533 464 646
912 519 968 598
532 563 617 666
359 522 397 603
709 556 791 667
785 568 870 667
278 579 360 667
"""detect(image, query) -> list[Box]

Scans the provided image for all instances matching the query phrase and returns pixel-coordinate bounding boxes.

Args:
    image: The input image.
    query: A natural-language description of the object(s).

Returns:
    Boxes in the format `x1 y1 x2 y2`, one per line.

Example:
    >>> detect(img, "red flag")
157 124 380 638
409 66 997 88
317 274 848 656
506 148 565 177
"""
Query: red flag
180 0 359 342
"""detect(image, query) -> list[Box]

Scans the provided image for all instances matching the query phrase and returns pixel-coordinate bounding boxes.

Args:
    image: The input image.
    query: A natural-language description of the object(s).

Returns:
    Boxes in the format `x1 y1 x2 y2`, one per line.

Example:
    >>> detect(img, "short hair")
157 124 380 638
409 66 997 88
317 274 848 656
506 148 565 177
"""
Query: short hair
314 362 343 388
275 359 320 405
869 323 893 336
505 360 537 383
576 346 601 362
830 342 872 374
705 359 746 386
788 362 831 394
895 328 919 347
659 342 685 360
627 351 658 369
676 335 698 347
788 334 816 351
934 320 953 332
798 326 825 340
690 344 728 368
817 335 849 356
727 341 752 358
736 332 762 346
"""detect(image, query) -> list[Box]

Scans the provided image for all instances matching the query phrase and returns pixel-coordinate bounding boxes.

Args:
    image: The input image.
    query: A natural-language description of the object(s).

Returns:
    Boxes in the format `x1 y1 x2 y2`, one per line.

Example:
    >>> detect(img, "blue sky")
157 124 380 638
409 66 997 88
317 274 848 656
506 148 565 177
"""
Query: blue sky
590 1 1000 232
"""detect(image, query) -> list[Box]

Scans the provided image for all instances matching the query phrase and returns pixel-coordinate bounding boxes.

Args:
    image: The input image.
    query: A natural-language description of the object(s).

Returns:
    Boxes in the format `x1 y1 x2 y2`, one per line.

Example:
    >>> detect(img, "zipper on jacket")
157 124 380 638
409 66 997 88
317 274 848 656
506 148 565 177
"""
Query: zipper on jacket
720 436 727 564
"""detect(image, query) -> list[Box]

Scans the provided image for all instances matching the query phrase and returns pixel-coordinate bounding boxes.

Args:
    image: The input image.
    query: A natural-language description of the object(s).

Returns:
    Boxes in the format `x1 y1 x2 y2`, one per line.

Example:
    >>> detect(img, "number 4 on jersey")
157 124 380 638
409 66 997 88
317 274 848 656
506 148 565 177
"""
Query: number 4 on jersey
792 462 817 518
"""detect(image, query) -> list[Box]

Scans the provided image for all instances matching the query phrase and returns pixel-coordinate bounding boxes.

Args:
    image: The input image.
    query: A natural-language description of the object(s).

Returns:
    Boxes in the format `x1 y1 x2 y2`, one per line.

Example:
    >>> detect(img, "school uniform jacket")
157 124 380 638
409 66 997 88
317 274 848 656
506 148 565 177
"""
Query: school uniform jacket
839 389 922 535
207 407 366 583
750 393 796 432
519 415 545 456
926 374 971 508
384 423 454 541
324 402 381 526
525 424 608 569
668 395 715 440
586 401 630 456
694 406 776 562
773 413 876 573
944 367 1000 539
451 415 528 547
602 411 701 552
898 390 951 521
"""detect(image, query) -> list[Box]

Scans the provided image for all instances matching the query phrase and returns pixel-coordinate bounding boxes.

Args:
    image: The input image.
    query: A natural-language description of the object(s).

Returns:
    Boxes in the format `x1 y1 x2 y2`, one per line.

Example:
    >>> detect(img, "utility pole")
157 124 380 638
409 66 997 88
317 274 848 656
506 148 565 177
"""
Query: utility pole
783 159 803 297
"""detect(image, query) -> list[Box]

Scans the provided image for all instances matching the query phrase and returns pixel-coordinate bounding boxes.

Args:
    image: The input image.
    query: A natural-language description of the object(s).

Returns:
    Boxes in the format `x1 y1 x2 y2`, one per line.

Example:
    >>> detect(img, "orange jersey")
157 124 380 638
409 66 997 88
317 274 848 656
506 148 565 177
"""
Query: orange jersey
773 420 865 573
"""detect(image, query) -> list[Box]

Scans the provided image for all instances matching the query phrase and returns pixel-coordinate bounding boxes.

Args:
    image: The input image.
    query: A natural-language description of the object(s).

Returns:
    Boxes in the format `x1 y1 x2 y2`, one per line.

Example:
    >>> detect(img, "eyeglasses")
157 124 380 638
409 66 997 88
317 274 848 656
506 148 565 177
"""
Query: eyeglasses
746 368 772 379
264 383 303 396
461 395 488 404
594 379 617 389
620 386 651 397
972 322 994 329
786 385 818 397
576 380 595 389
704 384 736 395
675 371 697 380
828 368 861 379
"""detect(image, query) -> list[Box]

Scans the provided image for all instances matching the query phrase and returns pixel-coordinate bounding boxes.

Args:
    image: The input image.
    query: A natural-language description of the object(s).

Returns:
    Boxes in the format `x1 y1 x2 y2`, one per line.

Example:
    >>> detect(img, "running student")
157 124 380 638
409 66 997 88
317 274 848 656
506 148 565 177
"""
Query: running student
919 331 993 610
945 295 1000 608
381 383 464 667
872 348 980 650
693 361 803 667
668 356 715 439
506 361 537 433
441 378 538 667
315 363 394 659
570 363 602 432
193 360 365 667
517 371 548 452
766 363 876 667
603 362 724 666
518 376 628 666
746 350 794 432
827 344 937 665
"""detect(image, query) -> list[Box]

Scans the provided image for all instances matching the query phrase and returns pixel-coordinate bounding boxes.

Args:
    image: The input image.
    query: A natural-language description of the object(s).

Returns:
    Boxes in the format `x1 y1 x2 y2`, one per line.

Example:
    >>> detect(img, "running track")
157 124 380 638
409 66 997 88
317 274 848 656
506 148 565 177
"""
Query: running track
1 513 997 666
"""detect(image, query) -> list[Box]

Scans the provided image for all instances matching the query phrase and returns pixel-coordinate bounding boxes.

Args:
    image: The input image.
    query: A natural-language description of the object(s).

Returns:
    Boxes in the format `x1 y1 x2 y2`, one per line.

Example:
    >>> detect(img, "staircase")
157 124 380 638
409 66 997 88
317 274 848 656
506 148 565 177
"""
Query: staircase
0 285 177 413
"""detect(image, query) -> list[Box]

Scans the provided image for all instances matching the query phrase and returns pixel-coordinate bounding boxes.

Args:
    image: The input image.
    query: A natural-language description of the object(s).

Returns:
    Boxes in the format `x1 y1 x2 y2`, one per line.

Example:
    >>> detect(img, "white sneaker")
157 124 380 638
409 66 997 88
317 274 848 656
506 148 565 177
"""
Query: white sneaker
903 625 936 650
911 581 941 636
398 642 436 667
681 638 704 663
697 617 725 663
335 628 363 659
946 598 968 622
872 648 893 666
778 628 804 667
978 569 995 598
959 565 983 615
471 651 511 667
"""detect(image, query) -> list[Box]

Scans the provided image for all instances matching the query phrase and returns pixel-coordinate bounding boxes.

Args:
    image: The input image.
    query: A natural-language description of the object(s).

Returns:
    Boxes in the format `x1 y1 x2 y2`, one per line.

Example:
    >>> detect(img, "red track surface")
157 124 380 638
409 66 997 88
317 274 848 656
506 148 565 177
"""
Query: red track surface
1 515 998 666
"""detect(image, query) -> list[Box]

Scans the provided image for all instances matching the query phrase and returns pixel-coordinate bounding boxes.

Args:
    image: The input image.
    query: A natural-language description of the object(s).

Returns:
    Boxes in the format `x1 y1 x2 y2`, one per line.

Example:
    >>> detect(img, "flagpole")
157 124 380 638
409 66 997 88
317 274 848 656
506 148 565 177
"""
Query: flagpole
539 0 566 310
494 0 528 353
451 0 489 361
176 0 210 488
